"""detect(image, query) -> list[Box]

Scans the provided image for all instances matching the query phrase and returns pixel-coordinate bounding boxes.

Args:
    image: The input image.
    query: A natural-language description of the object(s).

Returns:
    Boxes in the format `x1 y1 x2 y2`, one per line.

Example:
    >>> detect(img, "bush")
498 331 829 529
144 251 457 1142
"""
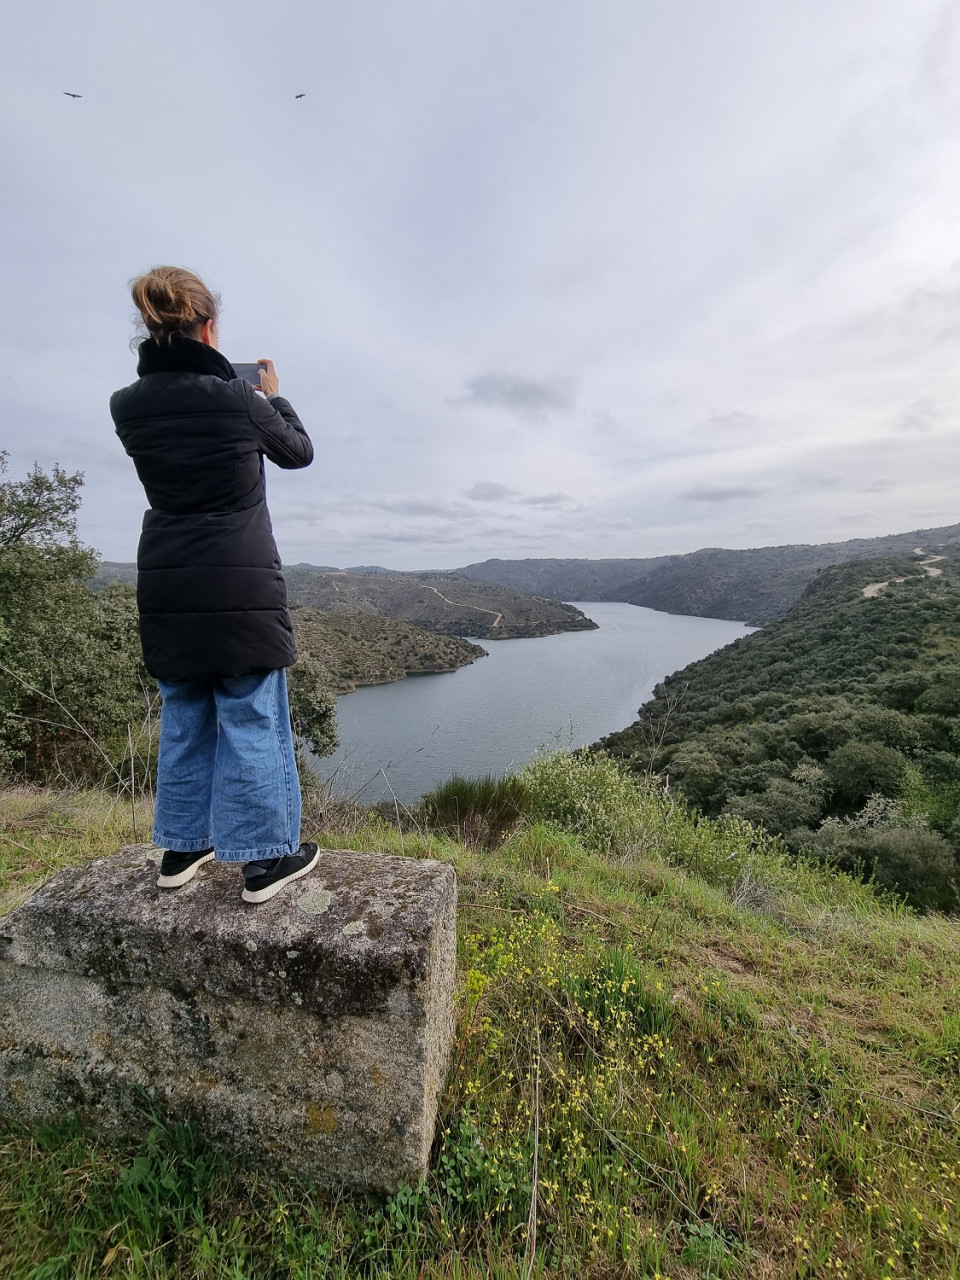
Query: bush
824 741 907 809
517 749 647 852
724 777 824 838
667 746 726 811
0 456 153 781
867 828 957 913
805 820 958 912
421 773 530 847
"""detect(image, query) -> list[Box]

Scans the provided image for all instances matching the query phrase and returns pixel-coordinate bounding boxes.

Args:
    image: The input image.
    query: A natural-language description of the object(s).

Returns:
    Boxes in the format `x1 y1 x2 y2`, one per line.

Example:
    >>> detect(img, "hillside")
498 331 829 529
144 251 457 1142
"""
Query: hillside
4 758 960 1277
460 520 960 624
281 568 597 639
600 549 960 908
290 607 485 694
94 564 598 641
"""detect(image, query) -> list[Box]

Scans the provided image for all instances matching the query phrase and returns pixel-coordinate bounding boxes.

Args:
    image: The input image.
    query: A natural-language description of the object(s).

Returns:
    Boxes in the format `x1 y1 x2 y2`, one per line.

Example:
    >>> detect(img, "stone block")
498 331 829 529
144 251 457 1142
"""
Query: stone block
0 845 457 1191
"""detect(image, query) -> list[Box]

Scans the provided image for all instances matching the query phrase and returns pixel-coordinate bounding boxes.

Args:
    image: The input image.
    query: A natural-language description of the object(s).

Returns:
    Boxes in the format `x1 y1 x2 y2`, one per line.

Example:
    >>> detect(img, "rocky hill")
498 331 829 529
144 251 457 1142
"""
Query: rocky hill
281 568 597 639
460 520 960 624
290 607 485 694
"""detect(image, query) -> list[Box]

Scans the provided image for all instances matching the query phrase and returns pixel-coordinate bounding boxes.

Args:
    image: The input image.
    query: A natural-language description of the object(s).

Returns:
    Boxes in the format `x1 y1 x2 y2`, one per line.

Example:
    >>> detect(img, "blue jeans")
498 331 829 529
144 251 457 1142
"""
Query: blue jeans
153 669 302 862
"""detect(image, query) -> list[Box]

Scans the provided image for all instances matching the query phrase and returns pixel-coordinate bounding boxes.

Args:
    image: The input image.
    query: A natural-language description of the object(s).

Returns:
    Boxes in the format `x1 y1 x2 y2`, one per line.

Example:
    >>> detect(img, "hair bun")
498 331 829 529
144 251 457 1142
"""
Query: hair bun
130 266 219 346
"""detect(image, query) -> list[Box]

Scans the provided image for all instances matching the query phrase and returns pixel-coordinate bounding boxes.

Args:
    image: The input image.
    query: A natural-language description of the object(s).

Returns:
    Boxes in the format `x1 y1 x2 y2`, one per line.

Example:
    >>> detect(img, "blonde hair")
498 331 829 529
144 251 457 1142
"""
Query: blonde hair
130 266 220 346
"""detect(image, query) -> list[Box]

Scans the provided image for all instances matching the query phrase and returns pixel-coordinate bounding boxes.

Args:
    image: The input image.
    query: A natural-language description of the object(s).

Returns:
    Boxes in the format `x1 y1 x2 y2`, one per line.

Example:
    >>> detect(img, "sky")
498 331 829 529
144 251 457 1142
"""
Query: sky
3 0 960 570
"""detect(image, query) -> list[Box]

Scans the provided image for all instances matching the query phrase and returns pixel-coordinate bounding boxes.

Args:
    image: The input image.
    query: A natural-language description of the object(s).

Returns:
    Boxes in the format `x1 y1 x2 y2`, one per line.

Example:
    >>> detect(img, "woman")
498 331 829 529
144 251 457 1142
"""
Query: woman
111 265 319 904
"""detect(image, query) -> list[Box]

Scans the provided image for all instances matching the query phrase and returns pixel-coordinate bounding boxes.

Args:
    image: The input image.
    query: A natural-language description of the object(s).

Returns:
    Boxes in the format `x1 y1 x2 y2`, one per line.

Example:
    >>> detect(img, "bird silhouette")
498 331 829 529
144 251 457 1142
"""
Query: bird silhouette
294 93 305 99
63 91 82 99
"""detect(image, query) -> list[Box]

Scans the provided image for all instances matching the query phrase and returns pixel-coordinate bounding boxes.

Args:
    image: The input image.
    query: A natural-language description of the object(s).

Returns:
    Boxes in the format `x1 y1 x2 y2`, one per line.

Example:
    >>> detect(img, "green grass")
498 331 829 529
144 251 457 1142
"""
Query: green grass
3 754 960 1278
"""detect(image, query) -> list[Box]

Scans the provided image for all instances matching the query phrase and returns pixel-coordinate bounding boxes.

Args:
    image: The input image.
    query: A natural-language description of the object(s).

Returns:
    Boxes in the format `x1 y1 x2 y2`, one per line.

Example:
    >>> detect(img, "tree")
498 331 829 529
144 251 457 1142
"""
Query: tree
286 653 339 761
0 456 148 779
0 452 86 550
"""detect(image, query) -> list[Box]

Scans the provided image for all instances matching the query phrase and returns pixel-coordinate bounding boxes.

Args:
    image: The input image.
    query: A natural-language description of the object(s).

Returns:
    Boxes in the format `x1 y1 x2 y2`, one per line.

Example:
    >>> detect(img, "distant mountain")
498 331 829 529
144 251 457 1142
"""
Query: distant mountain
92 561 138 587
456 557 671 601
459 521 960 624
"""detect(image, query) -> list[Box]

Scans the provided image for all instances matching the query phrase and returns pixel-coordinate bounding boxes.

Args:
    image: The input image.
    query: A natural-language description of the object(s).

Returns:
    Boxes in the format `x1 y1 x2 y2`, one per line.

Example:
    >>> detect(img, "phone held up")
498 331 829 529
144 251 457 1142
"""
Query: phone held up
234 362 265 388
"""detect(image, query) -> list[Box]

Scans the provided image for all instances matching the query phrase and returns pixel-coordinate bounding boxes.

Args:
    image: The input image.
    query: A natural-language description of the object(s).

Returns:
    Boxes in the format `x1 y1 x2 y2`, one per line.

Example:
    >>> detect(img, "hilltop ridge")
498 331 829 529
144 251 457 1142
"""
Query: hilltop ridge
459 519 960 624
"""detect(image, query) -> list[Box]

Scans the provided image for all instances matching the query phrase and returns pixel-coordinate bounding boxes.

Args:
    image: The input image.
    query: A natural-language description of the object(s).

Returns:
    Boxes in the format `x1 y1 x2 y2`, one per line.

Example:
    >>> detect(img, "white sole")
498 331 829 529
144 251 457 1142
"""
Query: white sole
241 848 321 904
156 851 215 889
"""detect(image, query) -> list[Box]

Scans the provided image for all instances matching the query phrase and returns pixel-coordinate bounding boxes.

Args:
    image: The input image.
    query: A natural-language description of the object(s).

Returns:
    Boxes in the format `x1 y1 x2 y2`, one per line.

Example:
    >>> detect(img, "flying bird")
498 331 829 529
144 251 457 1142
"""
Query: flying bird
294 93 305 99
63 91 82 99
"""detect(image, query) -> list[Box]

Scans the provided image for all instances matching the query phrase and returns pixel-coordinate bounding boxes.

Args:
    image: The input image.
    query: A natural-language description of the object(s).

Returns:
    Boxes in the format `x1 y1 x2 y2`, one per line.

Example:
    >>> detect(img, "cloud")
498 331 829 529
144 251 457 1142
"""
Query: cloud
893 398 939 434
520 491 582 510
456 373 578 414
463 482 582 511
676 484 766 503
696 410 760 434
464 481 520 501
371 497 472 518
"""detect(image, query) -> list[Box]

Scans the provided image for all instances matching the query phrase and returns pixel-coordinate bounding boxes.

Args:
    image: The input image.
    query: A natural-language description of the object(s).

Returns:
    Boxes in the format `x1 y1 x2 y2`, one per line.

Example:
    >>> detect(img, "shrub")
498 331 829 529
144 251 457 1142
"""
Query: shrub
724 777 824 838
517 748 647 852
824 741 907 809
805 820 958 912
0 457 152 781
867 828 957 913
421 773 530 847
667 746 726 811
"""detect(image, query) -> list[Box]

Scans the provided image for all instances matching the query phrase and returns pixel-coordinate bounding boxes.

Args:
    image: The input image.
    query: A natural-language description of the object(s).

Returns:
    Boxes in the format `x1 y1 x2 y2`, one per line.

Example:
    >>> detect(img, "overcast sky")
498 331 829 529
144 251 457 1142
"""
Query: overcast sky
3 1 960 569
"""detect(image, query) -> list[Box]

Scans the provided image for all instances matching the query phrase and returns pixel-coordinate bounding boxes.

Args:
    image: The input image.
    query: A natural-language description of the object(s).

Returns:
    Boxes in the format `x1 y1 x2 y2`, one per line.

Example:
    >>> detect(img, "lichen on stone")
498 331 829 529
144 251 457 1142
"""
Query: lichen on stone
298 889 333 916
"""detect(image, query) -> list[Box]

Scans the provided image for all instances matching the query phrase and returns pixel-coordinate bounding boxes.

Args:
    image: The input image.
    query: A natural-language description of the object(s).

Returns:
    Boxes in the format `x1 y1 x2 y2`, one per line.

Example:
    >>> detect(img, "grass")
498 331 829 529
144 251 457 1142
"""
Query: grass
2 753 960 1278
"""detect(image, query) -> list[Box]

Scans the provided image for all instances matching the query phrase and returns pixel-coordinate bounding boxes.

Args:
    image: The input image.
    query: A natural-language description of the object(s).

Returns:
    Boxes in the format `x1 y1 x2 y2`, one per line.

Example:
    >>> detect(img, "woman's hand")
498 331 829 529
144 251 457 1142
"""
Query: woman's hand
257 359 280 396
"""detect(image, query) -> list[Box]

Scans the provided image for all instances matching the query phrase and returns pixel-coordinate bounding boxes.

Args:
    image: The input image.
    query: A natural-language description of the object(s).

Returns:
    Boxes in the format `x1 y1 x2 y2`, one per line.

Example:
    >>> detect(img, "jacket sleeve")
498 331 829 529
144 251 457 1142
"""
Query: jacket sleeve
243 382 314 470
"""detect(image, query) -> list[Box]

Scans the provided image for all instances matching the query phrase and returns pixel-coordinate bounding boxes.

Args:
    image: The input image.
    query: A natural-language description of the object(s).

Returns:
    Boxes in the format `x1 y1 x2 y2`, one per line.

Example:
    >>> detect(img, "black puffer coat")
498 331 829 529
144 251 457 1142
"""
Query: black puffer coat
111 337 314 681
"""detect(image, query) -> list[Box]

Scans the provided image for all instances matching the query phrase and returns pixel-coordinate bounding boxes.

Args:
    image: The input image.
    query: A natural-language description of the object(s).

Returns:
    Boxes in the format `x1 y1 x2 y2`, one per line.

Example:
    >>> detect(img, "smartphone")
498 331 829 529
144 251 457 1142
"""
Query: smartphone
234 362 265 387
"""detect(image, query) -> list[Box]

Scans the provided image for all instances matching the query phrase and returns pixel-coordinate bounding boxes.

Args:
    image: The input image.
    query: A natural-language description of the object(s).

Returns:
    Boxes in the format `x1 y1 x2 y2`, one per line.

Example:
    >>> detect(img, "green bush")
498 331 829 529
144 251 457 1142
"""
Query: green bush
421 772 531 847
517 748 647 852
724 777 824 838
804 819 958 912
867 828 957 913
824 741 907 809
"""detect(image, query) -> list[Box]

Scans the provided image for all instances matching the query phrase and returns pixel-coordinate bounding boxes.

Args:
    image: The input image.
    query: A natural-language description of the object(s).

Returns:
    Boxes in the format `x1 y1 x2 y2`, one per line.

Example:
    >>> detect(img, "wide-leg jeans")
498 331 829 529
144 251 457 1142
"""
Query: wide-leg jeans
153 669 302 862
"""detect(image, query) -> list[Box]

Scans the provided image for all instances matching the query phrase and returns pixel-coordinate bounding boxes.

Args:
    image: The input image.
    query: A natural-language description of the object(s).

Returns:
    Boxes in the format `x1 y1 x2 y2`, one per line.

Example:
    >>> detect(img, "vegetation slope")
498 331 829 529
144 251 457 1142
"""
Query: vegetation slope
601 550 960 910
3 754 960 1279
291 608 485 694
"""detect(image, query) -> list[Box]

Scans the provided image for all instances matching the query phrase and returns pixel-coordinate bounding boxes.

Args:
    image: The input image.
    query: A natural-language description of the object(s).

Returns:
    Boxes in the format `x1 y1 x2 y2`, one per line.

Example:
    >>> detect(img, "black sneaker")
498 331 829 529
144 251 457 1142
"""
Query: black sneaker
157 847 214 889
241 843 320 904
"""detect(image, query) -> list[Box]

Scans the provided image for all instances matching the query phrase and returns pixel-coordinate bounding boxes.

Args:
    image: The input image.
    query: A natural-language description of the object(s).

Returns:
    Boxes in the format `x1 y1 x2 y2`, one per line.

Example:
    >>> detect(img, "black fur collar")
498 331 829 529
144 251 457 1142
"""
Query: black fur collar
136 336 236 381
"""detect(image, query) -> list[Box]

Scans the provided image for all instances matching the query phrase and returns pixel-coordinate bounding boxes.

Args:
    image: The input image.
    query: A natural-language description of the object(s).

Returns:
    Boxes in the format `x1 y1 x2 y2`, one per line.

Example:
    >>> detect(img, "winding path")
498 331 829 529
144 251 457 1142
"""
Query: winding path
423 584 503 629
862 549 945 598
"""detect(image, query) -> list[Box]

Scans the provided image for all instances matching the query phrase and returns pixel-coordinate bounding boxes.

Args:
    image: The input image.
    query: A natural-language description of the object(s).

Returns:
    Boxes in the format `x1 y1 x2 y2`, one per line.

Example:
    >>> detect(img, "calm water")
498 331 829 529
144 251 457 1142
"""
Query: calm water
313 602 753 803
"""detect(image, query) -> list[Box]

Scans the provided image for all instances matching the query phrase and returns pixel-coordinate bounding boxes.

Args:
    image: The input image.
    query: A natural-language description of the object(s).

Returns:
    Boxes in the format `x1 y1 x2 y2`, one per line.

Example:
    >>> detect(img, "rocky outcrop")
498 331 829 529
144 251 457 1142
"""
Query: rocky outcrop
0 845 457 1190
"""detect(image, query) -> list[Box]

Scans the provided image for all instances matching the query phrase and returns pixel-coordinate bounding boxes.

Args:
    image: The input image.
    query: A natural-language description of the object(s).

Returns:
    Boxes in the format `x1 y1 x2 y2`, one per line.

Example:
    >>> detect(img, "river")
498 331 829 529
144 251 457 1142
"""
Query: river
312 602 754 803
